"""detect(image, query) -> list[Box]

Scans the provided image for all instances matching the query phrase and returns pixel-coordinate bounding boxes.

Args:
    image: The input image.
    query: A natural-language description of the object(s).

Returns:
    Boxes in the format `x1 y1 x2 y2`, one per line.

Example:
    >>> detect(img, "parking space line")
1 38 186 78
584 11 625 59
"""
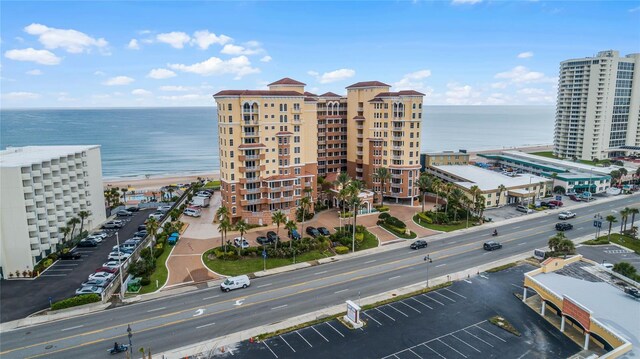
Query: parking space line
312 327 329 342
437 338 467 358
386 304 409 317
326 322 345 337
408 348 423 358
279 335 295 352
463 329 494 347
297 331 313 347
451 334 481 353
374 308 396 321
363 312 383 326
410 297 433 309
422 294 445 306
45 268 73 271
399 301 421 313
422 344 446 359
510 283 523 289
475 325 507 343
444 288 466 299
434 291 456 302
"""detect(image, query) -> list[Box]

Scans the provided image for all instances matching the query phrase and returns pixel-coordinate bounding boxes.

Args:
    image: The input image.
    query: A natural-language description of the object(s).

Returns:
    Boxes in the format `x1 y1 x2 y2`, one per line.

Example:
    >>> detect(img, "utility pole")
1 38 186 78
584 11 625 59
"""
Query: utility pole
424 254 433 287
116 233 124 299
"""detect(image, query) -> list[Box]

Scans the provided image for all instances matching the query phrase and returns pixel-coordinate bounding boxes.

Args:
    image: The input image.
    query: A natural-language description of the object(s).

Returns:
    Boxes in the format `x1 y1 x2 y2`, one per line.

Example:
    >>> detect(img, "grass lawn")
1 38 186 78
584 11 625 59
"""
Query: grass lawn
530 151 557 159
137 245 173 294
413 214 471 232
334 227 380 251
584 234 640 254
203 180 221 189
379 222 417 239
202 249 333 276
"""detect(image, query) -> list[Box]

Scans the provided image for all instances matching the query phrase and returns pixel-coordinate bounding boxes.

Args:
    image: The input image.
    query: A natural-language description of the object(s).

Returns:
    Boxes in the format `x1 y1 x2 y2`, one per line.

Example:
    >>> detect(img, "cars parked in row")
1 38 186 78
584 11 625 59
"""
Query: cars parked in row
88 271 114 281
516 205 533 214
60 250 82 260
75 286 104 295
318 227 330 236
102 220 124 229
555 222 573 231
184 207 202 217
289 228 301 240
256 236 272 245
77 239 98 247
234 237 249 249
306 226 321 237
116 210 133 217
558 211 576 220
266 231 279 242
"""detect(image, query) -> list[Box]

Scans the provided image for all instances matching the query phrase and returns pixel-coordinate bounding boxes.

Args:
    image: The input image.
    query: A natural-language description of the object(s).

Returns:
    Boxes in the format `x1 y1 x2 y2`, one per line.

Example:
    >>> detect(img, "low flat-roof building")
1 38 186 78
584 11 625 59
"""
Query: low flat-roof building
523 256 639 358
420 151 469 172
427 164 549 207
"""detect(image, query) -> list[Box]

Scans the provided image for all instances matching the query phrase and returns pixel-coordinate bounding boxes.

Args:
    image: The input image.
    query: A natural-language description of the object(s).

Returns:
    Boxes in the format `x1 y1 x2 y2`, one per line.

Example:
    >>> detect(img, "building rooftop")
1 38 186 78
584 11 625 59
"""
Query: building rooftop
500 151 622 175
268 77 306 86
373 90 426 97
424 151 469 156
319 91 342 98
213 90 304 97
346 81 390 89
433 165 549 191
0 145 99 168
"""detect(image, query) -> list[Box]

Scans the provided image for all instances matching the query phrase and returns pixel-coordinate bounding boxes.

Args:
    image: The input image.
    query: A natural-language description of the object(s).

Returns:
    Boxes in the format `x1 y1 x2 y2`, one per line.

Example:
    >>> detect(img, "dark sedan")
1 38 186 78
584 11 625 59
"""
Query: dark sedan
410 240 428 250
555 223 573 231
306 226 320 237
317 227 330 236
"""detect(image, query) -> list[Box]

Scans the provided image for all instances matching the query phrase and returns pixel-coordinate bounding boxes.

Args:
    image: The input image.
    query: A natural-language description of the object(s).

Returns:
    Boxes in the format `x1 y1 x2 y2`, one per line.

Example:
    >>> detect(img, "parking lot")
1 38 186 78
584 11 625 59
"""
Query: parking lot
577 244 640 272
0 208 152 323
229 265 580 358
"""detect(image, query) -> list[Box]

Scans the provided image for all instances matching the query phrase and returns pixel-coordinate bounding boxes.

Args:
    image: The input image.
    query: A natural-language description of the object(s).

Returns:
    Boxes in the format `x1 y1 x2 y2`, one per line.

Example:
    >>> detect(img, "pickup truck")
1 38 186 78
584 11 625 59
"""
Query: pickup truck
558 211 576 220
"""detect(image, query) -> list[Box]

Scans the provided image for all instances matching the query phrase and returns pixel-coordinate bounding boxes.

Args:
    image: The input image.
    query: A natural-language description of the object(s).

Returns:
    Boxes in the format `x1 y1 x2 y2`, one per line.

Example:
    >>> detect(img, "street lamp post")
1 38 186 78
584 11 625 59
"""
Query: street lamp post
424 254 433 287
116 233 125 300
127 324 133 358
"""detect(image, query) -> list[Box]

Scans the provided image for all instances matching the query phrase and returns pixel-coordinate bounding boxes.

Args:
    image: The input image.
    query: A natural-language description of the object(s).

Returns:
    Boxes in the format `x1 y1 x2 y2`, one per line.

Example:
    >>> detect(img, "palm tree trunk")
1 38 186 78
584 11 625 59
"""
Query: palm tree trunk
352 208 357 253
421 192 425 213
608 223 613 241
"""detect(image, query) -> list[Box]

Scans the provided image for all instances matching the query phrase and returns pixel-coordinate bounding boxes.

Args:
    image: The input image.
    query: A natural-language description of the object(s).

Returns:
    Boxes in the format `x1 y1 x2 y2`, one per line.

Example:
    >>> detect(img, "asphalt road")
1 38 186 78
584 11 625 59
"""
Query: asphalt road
0 209 152 323
1 195 638 359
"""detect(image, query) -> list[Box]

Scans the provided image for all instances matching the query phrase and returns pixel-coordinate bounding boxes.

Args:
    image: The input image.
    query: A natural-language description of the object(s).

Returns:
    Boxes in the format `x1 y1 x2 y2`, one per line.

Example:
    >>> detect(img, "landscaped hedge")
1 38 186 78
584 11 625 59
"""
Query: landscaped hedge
378 212 391 220
384 216 406 229
51 294 101 311
335 246 349 254
375 205 390 212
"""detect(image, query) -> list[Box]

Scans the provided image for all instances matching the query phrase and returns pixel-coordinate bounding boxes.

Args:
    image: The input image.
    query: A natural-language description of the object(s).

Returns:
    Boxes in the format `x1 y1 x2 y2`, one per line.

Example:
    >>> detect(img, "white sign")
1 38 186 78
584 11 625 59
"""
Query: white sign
346 300 361 324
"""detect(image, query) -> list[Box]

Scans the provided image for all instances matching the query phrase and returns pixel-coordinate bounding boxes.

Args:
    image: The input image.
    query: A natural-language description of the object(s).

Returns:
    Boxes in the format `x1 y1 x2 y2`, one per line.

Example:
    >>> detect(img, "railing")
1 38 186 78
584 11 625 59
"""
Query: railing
244 155 261 160
245 177 261 183
246 188 262 194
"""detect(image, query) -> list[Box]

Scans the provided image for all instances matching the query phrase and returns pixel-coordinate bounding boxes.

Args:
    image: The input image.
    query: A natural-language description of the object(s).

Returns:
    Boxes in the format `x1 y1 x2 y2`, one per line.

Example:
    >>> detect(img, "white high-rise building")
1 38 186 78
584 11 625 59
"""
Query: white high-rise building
0 146 106 278
553 50 640 161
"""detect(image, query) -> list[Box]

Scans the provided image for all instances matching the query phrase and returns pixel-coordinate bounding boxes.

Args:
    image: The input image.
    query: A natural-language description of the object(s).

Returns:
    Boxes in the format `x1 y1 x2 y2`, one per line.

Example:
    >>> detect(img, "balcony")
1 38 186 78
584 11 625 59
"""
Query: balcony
356 167 363 173
292 108 302 114
21 173 31 180
28 224 38 232
391 173 403 179
239 154 264 161
243 132 259 138
24 198 35 206
243 177 261 184
392 136 403 141
31 170 42 177
392 126 403 131
26 212 36 220
392 155 402 160
356 125 364 130
392 146 403 151
245 188 263 194
356 151 363 156
246 198 265 205
243 119 259 126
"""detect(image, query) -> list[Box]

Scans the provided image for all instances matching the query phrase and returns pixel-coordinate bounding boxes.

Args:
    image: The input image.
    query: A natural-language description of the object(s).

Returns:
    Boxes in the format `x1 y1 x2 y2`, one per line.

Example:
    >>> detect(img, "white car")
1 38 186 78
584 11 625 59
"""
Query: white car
108 252 131 261
558 211 576 220
601 262 614 270
91 232 108 239
75 286 104 295
148 213 163 220
88 272 114 281
85 235 103 243
102 261 122 269
233 237 249 249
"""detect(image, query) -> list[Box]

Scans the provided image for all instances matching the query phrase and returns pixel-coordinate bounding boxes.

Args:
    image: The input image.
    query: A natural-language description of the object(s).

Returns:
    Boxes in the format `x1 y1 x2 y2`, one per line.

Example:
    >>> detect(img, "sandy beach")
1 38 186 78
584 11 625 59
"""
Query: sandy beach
104 172 220 191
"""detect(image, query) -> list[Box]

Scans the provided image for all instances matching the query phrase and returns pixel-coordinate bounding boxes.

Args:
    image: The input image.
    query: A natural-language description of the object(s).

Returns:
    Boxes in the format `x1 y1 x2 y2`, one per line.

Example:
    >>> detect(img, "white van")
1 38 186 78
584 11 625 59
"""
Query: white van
184 208 201 217
220 275 251 292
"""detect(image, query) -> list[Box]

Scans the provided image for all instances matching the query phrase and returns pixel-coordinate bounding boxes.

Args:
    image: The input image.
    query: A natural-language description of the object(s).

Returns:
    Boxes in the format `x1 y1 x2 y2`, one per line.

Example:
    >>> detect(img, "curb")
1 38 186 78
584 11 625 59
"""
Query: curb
0 302 110 332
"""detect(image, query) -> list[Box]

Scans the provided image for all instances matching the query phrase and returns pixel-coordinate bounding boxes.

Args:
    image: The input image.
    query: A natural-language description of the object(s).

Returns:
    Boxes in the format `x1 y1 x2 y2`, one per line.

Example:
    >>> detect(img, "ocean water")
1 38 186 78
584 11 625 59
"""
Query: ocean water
0 106 554 179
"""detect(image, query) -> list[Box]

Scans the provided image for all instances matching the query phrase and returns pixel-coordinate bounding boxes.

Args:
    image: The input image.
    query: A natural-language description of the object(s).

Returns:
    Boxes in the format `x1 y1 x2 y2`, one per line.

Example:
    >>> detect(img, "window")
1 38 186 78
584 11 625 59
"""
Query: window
228 116 232 122
227 104 232 111
231 196 236 204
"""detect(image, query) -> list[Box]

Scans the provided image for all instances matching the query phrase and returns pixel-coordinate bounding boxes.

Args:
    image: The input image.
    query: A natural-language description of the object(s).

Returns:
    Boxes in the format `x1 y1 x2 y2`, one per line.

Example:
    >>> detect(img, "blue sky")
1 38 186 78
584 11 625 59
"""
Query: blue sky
1 0 639 108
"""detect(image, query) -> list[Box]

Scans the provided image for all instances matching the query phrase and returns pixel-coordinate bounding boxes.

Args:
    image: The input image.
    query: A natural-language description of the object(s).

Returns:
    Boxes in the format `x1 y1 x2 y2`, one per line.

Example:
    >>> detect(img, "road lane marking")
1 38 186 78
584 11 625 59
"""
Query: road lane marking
388 275 402 280
410 297 433 310
196 322 216 329
438 338 468 358
386 304 409 317
334 289 349 294
363 312 383 325
202 295 220 300
364 259 376 264
314 270 327 275
271 304 288 310
326 322 345 337
399 301 421 313
434 291 456 302
435 264 446 268
61 325 83 332
312 326 329 342
375 308 396 321
263 341 278 358
279 335 296 352
452 333 481 352
258 283 272 288
518 242 526 246
445 288 467 299
146 307 166 313
297 331 313 347
513 226 521 229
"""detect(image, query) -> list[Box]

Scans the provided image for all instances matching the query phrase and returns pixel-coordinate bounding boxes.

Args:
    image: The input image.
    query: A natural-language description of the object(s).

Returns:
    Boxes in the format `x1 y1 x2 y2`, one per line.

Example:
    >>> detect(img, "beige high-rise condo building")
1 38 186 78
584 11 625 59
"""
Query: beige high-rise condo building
213 78 424 224
554 50 640 161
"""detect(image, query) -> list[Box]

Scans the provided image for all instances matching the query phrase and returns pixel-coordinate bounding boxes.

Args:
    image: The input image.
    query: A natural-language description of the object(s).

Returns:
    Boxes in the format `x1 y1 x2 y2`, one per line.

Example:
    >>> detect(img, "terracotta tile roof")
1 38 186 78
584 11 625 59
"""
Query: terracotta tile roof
319 91 342 98
373 90 426 97
276 131 293 136
346 81 390 89
305 97 318 102
353 115 365 120
238 143 266 149
213 90 303 97
304 91 318 97
324 172 338 183
264 174 298 181
268 78 306 86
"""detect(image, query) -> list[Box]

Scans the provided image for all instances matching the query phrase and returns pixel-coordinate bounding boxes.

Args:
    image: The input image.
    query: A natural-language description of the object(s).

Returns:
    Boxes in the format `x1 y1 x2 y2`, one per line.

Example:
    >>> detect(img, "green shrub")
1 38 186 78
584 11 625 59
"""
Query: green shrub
385 216 406 229
375 205 390 212
355 232 364 241
51 294 100 311
378 212 391 220
335 246 349 255
154 244 165 258
417 212 433 224
140 276 151 286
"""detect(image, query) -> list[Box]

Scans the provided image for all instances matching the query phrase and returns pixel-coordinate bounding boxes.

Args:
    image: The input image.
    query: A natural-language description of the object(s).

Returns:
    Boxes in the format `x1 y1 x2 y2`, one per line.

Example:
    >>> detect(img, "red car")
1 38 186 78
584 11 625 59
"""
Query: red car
95 266 119 274
549 200 563 207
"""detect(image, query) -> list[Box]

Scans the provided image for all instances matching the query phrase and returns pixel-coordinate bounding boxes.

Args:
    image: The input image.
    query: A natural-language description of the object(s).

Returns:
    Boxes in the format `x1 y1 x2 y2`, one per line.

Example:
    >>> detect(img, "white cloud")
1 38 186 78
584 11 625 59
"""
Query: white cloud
451 0 482 4
260 55 272 63
127 39 140 50
26 69 43 75
495 66 555 84
393 69 432 90
147 68 177 79
131 88 152 96
156 32 191 49
444 83 481 105
221 44 261 55
24 23 108 54
490 82 508 89
485 93 511 105
157 94 208 101
3 91 41 100
168 55 260 79
94 70 106 76
4 48 61 65
191 30 232 49
308 68 356 84
57 92 77 102
159 85 190 92
517 51 534 59
103 76 134 86
516 87 554 104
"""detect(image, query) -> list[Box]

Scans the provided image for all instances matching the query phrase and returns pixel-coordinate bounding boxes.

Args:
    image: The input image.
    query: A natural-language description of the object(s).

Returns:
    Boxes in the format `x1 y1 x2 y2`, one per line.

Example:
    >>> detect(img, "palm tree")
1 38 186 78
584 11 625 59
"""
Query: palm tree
620 207 630 233
271 210 286 250
372 167 391 206
234 219 248 256
215 206 229 224
167 186 176 201
285 219 297 249
463 196 473 228
619 168 628 185
443 182 453 216
548 232 566 252
121 187 128 204
299 196 312 238
334 172 351 229
347 180 364 252
610 170 622 188
60 226 71 244
606 215 618 241
417 173 432 213
550 173 558 194
496 184 507 206
629 208 639 232
468 185 482 218
217 218 231 254
77 211 89 234
67 217 80 238
450 188 464 222
431 178 442 223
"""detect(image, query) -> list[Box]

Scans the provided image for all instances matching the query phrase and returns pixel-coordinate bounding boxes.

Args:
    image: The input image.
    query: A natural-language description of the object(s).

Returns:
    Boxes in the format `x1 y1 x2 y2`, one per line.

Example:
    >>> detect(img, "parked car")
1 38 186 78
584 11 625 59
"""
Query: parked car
555 222 573 231
410 240 428 250
256 236 271 245
184 208 202 217
233 237 249 249
60 250 81 260
116 210 133 217
549 200 564 207
568 194 582 202
85 235 103 243
77 239 98 247
95 266 119 274
76 286 104 295
288 228 301 240
168 232 180 245
102 261 122 269
483 241 503 251
558 211 576 220
91 231 109 239
601 262 614 270
306 226 320 237
81 279 109 288
108 252 131 261
148 212 164 220
133 230 147 238
157 205 172 212
266 231 279 242
220 275 250 292
102 221 123 229
516 205 532 214
112 243 136 252
624 286 640 298
195 191 212 198
124 238 141 246
137 224 147 231
126 206 140 212
317 227 330 236
88 272 114 281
